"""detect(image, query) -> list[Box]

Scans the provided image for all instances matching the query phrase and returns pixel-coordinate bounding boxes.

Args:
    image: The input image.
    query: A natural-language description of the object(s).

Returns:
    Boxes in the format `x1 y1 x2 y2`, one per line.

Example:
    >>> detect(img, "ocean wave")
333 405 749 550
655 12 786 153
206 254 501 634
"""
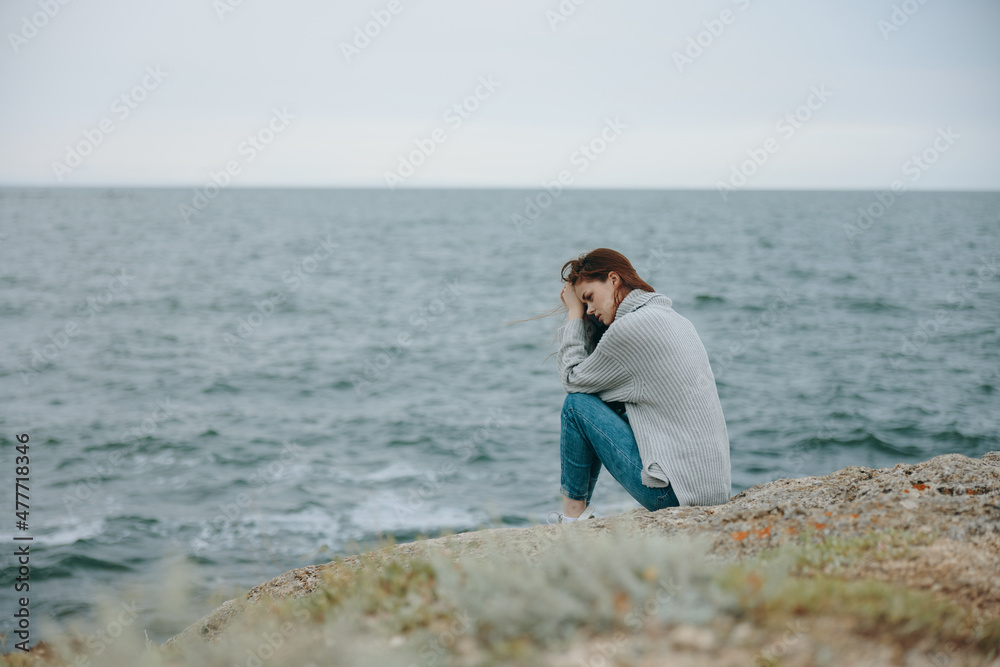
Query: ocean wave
37 519 107 547
40 553 135 579
841 298 908 313
793 432 922 458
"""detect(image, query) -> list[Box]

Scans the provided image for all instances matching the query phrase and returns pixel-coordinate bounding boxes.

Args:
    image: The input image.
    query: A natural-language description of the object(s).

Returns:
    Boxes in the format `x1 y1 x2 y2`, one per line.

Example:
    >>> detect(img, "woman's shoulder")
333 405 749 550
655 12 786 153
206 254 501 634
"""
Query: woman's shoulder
607 305 666 340
609 292 693 345
614 290 673 326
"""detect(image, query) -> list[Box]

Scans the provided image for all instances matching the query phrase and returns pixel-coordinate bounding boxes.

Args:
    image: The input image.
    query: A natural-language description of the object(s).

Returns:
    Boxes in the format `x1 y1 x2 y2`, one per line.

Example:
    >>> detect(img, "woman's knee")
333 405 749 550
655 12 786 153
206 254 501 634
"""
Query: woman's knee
562 392 599 416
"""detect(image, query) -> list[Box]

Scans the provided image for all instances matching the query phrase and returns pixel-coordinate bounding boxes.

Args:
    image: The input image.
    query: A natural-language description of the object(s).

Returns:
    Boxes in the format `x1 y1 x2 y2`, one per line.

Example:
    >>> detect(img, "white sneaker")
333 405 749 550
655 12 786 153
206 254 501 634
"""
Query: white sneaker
546 504 596 524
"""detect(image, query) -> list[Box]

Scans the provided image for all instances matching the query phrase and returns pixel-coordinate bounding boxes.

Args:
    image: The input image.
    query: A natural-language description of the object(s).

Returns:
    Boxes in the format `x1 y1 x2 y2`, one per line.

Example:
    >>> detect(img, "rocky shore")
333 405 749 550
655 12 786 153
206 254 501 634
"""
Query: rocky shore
7 451 1000 666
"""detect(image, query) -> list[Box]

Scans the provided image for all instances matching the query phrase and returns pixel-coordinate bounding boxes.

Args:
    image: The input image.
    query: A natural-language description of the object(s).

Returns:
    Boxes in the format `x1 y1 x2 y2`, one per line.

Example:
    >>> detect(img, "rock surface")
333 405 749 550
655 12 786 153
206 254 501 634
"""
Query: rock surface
167 451 1000 651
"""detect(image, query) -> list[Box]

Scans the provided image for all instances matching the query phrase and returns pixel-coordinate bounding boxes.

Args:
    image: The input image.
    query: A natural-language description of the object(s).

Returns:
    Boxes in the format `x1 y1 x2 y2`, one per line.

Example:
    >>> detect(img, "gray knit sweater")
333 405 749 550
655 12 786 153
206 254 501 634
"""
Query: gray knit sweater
556 289 732 507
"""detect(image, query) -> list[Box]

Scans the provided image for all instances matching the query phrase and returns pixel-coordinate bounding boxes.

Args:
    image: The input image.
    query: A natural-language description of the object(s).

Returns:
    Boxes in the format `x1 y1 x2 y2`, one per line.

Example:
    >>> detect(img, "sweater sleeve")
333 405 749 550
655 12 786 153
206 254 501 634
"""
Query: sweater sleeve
556 319 635 400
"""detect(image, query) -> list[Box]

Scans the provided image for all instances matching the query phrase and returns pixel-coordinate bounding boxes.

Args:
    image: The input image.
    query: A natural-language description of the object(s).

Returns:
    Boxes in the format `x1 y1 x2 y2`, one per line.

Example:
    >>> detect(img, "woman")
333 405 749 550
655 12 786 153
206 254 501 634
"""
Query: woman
547 248 731 524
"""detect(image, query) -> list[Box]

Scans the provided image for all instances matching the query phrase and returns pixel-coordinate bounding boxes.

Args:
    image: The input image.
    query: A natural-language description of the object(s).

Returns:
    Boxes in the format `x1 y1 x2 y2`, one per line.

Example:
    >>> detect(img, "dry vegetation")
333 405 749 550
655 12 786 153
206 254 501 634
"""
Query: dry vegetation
3 522 999 667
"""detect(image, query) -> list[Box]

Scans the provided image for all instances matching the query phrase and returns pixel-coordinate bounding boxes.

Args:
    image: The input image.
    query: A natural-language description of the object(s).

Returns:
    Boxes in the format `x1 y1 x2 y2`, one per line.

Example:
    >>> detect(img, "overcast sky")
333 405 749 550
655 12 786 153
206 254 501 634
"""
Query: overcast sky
1 0 997 189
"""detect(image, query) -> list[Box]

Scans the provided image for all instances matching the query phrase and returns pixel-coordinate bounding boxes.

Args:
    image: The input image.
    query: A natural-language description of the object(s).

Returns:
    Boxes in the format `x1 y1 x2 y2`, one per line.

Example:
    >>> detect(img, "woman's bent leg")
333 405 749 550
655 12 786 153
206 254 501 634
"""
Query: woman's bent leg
559 394 604 504
560 393 680 511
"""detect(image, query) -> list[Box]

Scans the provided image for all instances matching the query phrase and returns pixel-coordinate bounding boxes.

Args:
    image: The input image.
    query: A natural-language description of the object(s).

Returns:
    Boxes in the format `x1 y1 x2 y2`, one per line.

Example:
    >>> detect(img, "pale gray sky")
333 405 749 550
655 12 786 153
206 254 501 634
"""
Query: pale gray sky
1 0 997 188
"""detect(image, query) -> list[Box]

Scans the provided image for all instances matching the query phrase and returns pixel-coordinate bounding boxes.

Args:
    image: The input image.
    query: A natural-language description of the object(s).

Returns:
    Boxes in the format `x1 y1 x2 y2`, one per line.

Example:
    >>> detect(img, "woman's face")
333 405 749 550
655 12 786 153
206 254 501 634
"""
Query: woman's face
574 273 620 325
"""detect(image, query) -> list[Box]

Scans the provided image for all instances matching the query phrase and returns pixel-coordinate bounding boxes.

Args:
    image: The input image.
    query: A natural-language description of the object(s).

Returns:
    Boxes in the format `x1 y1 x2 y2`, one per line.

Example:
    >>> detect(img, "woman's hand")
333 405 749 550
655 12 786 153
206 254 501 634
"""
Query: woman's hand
561 284 585 320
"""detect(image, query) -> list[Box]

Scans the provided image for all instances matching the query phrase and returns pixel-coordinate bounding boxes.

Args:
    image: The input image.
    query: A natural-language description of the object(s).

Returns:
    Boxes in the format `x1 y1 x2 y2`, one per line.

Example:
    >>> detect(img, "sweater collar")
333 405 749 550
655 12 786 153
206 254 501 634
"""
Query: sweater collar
615 289 672 317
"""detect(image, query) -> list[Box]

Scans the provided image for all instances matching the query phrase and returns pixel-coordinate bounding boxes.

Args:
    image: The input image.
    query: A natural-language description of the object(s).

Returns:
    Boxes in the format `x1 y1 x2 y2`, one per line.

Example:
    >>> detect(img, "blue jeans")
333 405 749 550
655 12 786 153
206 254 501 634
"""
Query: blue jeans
560 393 680 511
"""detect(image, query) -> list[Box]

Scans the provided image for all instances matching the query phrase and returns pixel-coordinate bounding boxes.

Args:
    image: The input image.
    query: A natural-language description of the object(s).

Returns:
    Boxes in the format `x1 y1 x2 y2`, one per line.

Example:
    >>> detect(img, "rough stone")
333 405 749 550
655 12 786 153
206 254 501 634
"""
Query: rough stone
166 451 1000 650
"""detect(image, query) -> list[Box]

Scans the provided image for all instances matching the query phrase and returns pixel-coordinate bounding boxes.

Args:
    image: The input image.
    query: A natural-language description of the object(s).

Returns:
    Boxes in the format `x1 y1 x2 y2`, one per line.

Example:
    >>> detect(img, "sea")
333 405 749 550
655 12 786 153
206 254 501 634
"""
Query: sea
1 188 997 644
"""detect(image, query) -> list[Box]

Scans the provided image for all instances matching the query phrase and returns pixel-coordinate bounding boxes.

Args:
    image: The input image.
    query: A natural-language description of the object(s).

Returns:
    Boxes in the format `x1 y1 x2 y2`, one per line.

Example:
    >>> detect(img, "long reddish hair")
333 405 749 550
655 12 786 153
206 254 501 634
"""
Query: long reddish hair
505 248 657 358
561 248 655 351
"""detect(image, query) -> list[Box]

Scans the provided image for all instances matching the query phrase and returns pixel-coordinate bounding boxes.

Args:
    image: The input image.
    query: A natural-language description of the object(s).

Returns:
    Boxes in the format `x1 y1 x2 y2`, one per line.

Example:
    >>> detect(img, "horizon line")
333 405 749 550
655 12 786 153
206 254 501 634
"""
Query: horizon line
1 184 998 193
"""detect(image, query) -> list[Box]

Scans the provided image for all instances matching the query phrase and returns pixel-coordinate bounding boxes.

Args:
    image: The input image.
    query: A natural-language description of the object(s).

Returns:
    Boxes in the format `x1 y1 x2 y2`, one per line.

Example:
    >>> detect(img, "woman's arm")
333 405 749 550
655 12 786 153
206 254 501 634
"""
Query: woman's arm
556 317 635 400
560 283 584 320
